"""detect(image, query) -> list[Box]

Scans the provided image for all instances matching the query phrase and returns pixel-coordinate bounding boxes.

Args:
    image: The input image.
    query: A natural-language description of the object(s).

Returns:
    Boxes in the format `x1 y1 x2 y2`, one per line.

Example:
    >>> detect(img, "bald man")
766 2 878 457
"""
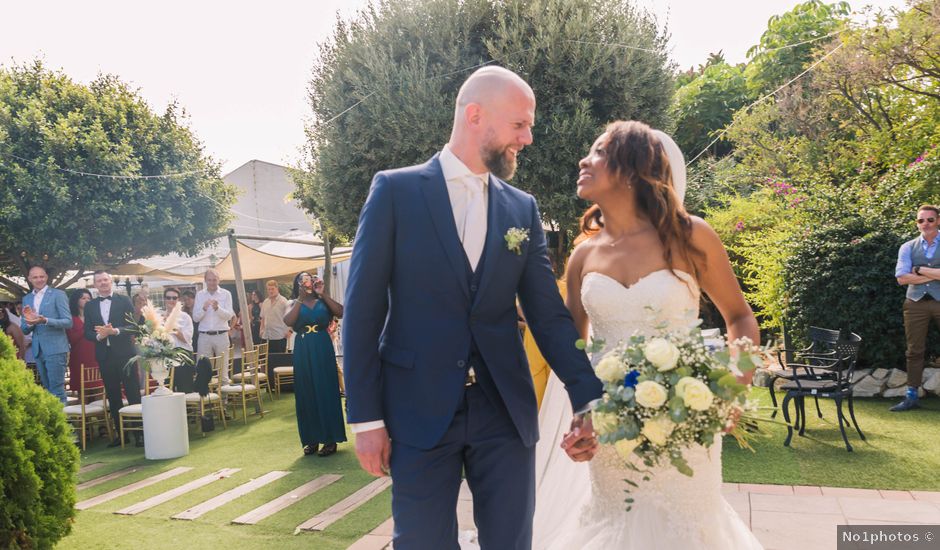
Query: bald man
343 66 602 549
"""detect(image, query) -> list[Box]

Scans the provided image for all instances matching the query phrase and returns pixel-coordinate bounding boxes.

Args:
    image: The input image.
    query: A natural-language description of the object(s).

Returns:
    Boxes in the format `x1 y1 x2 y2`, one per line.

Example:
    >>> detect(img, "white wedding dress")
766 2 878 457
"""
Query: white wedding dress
532 269 763 550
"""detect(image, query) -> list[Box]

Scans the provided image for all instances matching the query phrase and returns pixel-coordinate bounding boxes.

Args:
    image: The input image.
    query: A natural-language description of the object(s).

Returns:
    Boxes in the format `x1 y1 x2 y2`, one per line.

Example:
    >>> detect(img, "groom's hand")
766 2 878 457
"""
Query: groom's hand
355 427 391 477
561 413 599 462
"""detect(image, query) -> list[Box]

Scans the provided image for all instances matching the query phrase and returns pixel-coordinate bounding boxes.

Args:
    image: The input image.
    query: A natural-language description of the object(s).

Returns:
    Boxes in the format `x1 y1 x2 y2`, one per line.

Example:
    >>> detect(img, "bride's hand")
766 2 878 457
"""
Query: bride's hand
561 413 599 462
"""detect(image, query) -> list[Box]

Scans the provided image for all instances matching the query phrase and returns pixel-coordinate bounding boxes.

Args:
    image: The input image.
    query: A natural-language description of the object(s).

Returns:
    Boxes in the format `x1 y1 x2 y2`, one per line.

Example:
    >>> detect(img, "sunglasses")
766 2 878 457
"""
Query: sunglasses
918 217 937 224
165 295 180 301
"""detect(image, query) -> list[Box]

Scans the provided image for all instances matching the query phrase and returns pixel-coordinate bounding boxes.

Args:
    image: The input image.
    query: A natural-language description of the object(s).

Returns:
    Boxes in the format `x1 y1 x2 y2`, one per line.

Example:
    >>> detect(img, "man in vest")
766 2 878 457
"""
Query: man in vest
894 204 940 411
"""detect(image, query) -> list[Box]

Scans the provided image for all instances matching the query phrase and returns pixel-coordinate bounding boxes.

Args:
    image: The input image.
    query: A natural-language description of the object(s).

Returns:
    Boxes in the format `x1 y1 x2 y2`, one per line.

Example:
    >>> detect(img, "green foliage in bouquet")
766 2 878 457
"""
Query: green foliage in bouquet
0 333 79 549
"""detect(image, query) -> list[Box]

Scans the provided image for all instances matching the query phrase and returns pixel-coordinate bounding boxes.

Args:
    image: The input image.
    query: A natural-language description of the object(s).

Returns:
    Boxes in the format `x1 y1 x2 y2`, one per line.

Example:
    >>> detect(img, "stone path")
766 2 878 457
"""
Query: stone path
347 481 940 550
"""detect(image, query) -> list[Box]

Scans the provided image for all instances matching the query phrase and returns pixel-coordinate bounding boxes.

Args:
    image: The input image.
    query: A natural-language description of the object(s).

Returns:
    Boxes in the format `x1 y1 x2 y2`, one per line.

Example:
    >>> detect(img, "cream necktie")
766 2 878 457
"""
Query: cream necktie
462 175 487 271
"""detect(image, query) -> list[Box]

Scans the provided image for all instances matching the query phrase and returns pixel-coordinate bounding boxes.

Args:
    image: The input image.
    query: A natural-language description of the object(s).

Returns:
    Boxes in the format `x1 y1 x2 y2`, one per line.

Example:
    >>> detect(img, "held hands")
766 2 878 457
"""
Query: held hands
22 305 43 325
355 427 392 477
561 412 600 462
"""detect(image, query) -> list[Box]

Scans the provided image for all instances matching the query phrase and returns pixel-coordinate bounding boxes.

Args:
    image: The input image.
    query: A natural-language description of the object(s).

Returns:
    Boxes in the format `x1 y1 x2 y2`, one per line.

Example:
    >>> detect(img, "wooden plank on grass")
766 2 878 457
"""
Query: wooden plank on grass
297 477 392 532
114 468 240 515
231 474 342 525
76 466 142 492
78 462 106 475
75 466 193 510
347 517 394 550
172 470 290 520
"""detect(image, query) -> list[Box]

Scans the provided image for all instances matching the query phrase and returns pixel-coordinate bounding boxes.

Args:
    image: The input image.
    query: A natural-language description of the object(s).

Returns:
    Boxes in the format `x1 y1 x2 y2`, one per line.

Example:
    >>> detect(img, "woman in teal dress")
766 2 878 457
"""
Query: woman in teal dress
283 272 346 457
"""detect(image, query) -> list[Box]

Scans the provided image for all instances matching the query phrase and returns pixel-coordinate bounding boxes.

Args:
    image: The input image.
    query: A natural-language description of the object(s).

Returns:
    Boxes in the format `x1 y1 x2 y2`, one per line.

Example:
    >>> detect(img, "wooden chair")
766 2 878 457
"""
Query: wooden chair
270 352 294 398
233 342 271 396
63 364 112 450
118 364 151 448
220 348 264 424
185 355 227 434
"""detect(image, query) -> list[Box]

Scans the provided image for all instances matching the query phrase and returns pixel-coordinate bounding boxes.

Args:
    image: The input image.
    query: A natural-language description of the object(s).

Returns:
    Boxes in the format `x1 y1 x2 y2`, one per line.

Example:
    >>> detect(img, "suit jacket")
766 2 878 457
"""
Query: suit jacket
343 154 603 450
83 294 137 364
21 287 72 357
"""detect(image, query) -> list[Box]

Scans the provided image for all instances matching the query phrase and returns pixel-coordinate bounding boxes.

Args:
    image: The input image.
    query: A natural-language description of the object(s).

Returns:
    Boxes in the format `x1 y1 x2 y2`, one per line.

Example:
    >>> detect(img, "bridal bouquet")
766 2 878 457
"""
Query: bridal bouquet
588 325 760 485
124 301 192 370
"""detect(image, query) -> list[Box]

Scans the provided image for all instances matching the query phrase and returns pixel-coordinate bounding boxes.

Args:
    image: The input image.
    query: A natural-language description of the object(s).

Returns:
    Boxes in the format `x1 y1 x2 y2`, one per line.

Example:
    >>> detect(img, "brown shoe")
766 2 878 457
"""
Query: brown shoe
303 444 319 456
317 443 337 457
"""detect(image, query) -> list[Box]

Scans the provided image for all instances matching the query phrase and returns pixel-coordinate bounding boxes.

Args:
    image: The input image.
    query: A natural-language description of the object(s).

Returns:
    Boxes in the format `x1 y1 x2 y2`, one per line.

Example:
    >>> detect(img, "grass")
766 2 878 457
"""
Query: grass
63 387 940 549
723 387 940 490
62 393 389 550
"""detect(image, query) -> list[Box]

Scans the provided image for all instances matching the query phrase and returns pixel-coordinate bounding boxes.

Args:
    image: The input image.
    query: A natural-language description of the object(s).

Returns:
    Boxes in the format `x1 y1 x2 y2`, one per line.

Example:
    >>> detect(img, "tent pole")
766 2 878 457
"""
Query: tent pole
228 229 254 350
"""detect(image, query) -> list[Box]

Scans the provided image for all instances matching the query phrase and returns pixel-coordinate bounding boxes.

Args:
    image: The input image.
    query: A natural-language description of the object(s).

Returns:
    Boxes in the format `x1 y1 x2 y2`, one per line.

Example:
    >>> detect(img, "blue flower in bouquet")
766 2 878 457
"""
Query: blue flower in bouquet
623 369 640 388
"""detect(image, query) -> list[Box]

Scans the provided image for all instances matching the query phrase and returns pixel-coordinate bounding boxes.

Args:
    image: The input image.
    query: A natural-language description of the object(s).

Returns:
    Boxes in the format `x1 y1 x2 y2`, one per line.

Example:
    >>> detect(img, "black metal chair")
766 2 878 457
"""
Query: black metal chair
770 326 841 418
781 332 865 451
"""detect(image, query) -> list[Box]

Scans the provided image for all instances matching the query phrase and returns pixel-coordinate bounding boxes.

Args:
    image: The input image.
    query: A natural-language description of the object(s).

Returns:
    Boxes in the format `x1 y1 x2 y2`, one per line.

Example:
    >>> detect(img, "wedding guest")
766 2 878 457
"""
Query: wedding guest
66 289 102 392
132 290 148 323
162 287 194 361
249 290 262 345
193 268 235 384
260 279 290 353
284 272 345 457
0 306 26 360
181 289 198 350
893 204 940 411
21 266 72 403
84 270 142 446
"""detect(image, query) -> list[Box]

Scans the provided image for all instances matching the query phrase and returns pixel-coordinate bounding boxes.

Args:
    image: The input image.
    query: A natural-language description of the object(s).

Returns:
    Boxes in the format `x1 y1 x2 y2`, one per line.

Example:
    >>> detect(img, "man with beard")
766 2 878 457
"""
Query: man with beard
343 66 602 549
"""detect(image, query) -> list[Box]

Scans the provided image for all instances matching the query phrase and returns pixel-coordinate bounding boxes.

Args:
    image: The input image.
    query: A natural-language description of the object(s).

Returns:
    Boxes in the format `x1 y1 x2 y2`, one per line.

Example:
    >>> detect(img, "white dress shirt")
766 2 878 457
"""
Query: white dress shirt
350 146 490 434
32 286 47 313
192 287 235 332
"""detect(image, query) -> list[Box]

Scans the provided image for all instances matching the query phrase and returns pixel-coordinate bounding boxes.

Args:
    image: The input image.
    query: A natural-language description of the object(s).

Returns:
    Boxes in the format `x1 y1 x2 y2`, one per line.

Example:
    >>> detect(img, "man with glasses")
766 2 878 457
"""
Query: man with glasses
894 205 940 411
162 288 194 359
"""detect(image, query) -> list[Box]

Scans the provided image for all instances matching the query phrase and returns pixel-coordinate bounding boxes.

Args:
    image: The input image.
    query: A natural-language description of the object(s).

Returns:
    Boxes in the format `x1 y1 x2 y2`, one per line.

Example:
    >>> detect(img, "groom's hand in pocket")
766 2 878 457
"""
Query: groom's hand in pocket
355 427 392 477
562 413 599 462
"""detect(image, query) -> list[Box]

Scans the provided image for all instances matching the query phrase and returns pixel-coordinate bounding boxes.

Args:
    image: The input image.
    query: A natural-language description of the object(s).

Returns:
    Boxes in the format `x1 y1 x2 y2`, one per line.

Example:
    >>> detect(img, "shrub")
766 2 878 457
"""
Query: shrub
0 333 78 549
783 217 914 368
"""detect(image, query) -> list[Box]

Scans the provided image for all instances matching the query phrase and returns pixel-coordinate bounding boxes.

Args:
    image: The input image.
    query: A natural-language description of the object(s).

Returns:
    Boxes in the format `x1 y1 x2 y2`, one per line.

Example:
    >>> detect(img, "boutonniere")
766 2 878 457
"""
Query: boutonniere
504 227 530 255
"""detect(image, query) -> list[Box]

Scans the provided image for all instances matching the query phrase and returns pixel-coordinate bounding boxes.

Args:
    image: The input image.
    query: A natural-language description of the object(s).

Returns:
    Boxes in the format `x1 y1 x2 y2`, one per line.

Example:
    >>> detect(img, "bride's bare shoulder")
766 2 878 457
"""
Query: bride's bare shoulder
689 216 723 247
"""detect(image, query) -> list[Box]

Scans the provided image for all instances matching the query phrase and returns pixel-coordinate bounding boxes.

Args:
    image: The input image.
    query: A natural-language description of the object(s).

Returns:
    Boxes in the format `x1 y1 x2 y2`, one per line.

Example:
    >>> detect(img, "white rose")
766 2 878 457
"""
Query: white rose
644 338 680 371
592 412 619 435
634 380 668 409
675 376 695 399
614 437 641 460
681 378 714 411
595 355 627 383
641 415 675 446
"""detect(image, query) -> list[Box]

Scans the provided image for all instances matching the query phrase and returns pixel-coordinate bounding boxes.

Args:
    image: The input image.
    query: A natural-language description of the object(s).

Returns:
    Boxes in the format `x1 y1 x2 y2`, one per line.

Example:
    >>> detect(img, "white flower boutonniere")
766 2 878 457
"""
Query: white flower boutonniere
504 227 530 255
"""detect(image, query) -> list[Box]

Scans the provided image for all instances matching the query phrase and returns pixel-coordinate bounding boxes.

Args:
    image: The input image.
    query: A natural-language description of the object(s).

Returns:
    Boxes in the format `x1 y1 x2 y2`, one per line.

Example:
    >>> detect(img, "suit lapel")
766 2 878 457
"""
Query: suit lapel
420 156 471 301
473 175 508 309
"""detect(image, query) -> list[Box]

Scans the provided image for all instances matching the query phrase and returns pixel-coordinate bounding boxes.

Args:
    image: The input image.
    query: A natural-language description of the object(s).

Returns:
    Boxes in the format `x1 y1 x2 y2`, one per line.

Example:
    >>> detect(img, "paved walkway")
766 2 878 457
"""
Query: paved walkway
349 482 940 550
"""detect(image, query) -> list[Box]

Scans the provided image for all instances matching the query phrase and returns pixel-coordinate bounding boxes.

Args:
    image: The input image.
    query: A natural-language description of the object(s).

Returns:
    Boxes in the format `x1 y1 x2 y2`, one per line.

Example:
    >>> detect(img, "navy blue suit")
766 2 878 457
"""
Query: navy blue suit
343 154 603 549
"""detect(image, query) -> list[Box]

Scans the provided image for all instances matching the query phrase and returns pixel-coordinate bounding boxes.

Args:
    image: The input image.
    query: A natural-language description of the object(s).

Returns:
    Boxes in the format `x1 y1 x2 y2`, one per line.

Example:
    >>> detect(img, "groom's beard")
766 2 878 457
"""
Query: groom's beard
481 133 518 180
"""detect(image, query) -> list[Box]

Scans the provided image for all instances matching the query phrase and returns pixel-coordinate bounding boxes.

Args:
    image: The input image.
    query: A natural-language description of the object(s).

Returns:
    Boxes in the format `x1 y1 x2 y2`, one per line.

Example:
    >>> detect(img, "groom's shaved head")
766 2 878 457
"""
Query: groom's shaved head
449 66 535 179
454 66 534 118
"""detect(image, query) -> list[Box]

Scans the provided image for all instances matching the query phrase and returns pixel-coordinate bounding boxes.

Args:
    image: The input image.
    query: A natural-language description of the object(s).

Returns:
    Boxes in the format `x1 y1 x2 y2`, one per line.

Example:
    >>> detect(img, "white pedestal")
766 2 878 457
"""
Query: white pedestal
142 392 189 460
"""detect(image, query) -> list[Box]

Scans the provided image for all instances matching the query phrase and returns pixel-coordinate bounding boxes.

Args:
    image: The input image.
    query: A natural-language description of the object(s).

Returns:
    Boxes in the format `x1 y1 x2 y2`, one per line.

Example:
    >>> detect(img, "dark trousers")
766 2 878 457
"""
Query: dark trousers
265 338 287 354
903 297 940 386
390 384 535 550
99 354 141 433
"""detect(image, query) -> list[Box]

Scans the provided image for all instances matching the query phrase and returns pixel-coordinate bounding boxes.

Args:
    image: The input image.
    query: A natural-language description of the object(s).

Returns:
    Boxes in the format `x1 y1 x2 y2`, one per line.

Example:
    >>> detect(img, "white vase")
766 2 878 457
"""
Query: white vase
148 358 172 396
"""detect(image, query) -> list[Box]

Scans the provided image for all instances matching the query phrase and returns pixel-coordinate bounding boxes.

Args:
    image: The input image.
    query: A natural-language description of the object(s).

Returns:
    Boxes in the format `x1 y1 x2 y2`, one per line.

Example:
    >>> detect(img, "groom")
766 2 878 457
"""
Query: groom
343 66 604 549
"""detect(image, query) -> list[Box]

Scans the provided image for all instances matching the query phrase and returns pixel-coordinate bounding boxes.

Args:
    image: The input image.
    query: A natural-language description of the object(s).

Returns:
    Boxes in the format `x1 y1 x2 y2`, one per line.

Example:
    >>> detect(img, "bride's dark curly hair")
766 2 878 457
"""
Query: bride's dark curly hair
577 120 704 279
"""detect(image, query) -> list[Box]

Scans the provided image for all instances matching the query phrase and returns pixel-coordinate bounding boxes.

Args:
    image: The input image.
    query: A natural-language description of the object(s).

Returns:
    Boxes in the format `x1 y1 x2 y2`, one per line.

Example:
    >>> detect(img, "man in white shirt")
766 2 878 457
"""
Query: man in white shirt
192 268 235 384
259 279 291 353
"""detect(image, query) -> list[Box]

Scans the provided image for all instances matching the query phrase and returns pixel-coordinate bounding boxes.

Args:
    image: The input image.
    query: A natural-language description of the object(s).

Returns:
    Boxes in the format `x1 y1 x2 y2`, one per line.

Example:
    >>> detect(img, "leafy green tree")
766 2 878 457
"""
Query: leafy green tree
302 0 674 254
671 61 751 158
744 0 850 95
0 61 235 296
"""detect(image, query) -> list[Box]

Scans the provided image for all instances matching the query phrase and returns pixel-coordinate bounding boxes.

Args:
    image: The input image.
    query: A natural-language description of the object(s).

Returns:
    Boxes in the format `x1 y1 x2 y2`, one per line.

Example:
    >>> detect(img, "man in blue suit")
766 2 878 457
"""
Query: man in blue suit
21 265 72 403
343 67 604 549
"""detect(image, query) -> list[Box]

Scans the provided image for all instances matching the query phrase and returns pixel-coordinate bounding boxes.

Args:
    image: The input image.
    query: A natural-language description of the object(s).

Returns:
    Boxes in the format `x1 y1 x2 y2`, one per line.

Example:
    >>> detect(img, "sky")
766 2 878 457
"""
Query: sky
1 0 907 174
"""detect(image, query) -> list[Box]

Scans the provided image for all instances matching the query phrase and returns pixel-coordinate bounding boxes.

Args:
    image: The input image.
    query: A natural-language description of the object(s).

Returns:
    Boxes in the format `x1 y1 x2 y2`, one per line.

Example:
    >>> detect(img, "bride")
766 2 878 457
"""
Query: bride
532 121 763 549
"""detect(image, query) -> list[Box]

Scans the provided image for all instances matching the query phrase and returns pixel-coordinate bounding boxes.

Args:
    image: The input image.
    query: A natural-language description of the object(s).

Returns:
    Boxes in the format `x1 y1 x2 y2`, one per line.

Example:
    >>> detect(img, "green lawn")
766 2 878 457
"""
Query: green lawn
723 387 940 490
64 387 940 549
63 394 389 550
